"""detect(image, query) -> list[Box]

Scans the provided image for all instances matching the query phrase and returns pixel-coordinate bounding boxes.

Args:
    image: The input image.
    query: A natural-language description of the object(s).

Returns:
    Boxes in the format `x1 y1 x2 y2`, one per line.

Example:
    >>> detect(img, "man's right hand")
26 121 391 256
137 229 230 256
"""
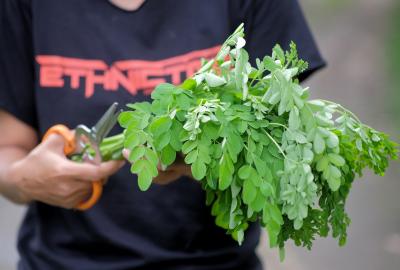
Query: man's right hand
0 110 125 208
5 134 124 209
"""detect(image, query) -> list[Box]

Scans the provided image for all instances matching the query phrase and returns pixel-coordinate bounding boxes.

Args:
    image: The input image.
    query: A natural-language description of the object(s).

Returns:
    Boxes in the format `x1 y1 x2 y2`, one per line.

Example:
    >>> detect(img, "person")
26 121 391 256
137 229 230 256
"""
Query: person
0 0 325 269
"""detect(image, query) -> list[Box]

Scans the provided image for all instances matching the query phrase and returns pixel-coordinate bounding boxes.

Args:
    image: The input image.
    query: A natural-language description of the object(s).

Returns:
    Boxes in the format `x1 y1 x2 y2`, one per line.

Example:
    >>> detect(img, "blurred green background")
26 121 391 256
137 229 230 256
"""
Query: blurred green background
1 0 399 269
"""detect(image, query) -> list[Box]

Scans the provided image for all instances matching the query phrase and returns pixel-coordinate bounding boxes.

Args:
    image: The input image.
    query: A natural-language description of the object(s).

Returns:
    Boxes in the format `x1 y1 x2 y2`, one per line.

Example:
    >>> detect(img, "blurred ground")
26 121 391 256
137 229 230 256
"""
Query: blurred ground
1 0 399 269
0 199 24 270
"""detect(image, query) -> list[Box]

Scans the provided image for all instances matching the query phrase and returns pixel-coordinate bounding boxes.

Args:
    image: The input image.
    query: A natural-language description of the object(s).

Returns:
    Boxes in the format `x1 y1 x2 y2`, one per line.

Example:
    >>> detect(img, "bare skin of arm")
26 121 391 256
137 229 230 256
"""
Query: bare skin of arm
0 110 124 208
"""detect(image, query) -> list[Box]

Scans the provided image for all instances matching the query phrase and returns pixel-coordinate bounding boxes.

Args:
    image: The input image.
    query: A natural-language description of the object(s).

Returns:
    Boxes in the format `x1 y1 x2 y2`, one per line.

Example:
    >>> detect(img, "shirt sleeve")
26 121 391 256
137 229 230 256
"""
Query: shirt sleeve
229 0 326 81
0 0 37 128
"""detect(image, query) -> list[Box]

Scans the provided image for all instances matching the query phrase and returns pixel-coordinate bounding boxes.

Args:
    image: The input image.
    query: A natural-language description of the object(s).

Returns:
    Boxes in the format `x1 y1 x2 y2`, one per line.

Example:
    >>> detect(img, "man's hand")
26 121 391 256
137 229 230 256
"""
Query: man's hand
5 134 125 209
123 149 192 185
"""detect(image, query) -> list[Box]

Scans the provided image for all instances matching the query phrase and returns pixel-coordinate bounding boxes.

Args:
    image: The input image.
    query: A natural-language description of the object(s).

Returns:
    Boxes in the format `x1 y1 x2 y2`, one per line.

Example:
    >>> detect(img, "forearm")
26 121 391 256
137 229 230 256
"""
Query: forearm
0 146 31 204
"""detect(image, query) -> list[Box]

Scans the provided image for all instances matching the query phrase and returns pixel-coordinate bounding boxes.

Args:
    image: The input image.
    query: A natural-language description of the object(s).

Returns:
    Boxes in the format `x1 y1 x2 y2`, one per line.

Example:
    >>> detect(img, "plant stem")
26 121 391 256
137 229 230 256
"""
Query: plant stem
99 133 125 161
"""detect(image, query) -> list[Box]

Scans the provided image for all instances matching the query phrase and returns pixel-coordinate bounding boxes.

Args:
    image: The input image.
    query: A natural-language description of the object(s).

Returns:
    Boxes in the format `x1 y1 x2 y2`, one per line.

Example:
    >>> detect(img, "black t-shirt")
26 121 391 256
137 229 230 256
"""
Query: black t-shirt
0 1 325 269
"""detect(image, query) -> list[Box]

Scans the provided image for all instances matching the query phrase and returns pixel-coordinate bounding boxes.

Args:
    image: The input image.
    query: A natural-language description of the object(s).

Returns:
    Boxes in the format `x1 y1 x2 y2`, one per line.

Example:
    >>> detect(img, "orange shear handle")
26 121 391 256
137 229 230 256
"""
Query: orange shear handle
43 124 102 211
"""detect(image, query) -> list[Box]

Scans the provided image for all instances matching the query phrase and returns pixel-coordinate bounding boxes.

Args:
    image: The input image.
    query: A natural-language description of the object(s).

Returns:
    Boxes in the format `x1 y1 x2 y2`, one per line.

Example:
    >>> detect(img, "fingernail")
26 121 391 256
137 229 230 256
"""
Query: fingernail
122 149 129 158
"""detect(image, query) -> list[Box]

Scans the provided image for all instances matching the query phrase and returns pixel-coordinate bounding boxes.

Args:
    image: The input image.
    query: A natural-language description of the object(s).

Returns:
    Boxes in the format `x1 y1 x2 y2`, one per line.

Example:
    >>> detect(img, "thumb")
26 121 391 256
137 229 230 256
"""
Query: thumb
41 133 70 155
97 160 126 179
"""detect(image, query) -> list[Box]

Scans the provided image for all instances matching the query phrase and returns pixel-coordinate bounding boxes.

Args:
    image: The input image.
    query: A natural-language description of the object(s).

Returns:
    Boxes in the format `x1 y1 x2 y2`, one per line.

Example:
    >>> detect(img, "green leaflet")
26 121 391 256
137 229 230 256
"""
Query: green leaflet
235 49 250 99
161 145 176 166
327 176 341 192
205 72 227 87
328 153 345 167
289 106 301 130
313 132 326 154
180 78 197 90
242 179 256 205
238 165 253 179
192 159 207 180
219 153 234 190
128 146 145 163
131 159 158 191
149 116 172 137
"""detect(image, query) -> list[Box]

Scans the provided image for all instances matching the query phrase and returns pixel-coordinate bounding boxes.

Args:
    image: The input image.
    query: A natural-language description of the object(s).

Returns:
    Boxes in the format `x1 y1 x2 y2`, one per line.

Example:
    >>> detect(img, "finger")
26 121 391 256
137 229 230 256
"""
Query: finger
62 161 104 180
69 185 92 204
70 178 93 191
58 180 92 208
52 178 89 198
60 194 87 209
178 163 193 178
43 192 82 209
41 133 69 154
162 163 192 178
122 149 130 160
175 153 185 162
98 160 126 179
157 163 163 170
62 160 125 181
153 171 181 185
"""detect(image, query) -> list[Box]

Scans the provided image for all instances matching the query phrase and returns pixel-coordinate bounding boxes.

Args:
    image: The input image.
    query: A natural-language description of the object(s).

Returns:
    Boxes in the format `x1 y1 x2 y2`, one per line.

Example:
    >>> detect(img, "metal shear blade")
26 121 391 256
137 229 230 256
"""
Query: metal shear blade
75 102 121 163
92 102 121 143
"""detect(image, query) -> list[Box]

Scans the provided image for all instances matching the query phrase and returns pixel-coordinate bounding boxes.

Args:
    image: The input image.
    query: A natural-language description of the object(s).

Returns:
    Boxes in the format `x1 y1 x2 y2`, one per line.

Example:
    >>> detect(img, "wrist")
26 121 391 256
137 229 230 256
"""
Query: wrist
2 160 32 204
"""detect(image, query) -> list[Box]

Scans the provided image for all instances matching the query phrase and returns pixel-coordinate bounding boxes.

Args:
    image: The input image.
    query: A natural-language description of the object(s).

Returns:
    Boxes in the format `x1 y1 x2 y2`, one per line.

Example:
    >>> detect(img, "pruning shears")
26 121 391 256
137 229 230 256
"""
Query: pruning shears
42 103 120 210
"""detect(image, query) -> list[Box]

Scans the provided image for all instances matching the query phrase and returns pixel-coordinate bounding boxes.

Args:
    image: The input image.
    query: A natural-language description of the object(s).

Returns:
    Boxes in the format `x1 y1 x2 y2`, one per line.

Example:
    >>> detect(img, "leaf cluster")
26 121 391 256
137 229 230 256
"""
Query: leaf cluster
115 24 398 258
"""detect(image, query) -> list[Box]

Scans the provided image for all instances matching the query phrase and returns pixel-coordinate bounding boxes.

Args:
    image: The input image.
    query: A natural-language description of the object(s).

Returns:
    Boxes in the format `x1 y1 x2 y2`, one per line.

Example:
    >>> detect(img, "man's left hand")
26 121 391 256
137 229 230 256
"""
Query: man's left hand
122 149 192 185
